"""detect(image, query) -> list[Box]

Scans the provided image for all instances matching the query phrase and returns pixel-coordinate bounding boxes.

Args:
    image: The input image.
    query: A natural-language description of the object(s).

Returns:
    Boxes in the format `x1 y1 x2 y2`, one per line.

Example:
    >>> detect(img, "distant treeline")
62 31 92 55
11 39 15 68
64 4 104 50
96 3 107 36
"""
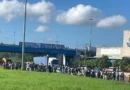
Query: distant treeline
0 52 44 62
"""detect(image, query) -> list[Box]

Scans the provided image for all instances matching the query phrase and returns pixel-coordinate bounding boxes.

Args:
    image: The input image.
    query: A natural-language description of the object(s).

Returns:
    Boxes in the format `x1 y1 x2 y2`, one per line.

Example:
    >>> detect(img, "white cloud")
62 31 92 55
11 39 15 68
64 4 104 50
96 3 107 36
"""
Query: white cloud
0 0 23 22
34 25 48 32
38 16 50 23
0 0 127 29
0 0 55 23
27 0 55 23
96 15 127 28
56 4 127 28
56 4 102 25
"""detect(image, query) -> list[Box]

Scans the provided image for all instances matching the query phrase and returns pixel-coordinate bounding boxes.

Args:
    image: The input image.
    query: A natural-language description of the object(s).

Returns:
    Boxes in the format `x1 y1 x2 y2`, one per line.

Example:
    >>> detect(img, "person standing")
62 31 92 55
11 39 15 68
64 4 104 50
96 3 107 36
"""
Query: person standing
62 65 65 73
48 63 52 73
26 63 29 71
113 72 116 80
122 73 125 82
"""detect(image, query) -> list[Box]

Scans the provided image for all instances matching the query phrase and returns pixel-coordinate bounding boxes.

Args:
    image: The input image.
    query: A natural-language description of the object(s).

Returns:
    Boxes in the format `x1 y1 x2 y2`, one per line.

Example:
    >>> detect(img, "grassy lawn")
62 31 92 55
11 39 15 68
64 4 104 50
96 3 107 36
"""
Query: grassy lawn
0 68 130 90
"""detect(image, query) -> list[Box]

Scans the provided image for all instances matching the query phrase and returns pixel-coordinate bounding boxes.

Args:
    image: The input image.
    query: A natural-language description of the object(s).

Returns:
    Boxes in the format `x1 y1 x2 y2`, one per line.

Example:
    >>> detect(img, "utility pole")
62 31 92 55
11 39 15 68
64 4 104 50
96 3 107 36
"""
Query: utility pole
0 30 2 43
13 31 16 56
90 18 93 47
14 31 16 45
56 36 59 44
84 44 88 59
84 44 88 65
21 0 27 70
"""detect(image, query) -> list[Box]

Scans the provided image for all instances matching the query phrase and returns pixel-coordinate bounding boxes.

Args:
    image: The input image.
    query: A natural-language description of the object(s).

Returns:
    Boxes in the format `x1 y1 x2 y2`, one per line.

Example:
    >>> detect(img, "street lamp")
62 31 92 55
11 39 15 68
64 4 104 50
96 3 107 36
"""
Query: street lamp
90 18 93 47
21 0 27 70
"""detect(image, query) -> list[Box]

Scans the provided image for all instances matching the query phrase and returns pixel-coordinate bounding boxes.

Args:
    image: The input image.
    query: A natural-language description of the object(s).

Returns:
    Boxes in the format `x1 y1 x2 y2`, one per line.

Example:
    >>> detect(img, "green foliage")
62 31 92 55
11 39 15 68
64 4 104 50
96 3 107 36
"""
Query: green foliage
112 57 130 71
112 60 120 67
0 52 10 58
99 55 110 68
119 57 130 71
9 56 22 62
71 55 130 70
0 52 35 62
72 55 111 68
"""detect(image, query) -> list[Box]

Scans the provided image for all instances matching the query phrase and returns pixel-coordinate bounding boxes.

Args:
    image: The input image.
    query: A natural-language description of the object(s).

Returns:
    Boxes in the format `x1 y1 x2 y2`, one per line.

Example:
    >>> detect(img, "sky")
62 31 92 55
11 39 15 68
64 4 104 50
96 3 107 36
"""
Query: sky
0 0 130 49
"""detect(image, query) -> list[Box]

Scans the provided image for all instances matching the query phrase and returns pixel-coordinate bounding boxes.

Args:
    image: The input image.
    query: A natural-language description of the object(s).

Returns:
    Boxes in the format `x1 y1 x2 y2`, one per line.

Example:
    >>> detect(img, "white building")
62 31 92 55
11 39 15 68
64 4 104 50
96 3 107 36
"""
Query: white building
96 30 130 60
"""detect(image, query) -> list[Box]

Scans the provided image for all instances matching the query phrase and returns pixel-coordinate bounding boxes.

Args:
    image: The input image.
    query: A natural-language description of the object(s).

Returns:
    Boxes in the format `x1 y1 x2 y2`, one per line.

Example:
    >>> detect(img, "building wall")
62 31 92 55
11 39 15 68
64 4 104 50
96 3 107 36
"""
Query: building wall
122 30 130 57
96 30 130 58
96 48 102 56
96 47 122 57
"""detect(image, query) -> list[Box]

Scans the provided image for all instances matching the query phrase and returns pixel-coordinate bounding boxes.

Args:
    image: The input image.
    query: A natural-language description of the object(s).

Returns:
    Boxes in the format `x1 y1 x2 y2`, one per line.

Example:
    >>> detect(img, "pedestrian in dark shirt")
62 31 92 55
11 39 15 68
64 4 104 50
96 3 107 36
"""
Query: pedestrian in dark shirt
48 63 52 73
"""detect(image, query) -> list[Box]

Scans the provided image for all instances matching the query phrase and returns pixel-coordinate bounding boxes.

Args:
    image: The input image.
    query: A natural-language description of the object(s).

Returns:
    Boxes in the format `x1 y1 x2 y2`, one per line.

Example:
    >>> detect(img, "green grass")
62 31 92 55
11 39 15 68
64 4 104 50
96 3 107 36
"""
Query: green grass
0 68 130 90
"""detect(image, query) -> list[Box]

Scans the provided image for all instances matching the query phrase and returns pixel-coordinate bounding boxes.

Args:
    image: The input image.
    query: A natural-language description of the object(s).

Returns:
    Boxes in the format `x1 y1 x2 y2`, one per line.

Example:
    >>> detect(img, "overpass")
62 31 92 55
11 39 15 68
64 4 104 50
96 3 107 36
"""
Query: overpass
0 43 77 65
0 45 76 55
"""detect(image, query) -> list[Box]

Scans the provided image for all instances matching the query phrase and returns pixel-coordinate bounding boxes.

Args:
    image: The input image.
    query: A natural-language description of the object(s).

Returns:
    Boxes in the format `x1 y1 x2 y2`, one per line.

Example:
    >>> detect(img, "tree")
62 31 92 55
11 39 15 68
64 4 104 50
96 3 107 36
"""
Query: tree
97 55 110 68
0 52 10 58
69 59 73 65
71 55 111 69
119 57 130 71
72 60 79 67
112 60 120 67
9 56 21 62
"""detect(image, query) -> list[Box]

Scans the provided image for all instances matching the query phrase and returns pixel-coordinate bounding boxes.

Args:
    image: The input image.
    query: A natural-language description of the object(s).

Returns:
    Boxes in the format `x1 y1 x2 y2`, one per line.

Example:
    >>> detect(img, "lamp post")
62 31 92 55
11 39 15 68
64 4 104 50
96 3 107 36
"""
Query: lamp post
90 18 93 47
21 0 27 70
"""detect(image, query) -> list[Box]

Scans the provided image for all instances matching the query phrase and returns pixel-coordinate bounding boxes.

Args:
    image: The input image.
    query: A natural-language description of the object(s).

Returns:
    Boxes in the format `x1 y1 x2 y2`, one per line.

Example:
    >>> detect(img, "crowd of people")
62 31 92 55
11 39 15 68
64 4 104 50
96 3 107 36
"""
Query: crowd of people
1 62 130 83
